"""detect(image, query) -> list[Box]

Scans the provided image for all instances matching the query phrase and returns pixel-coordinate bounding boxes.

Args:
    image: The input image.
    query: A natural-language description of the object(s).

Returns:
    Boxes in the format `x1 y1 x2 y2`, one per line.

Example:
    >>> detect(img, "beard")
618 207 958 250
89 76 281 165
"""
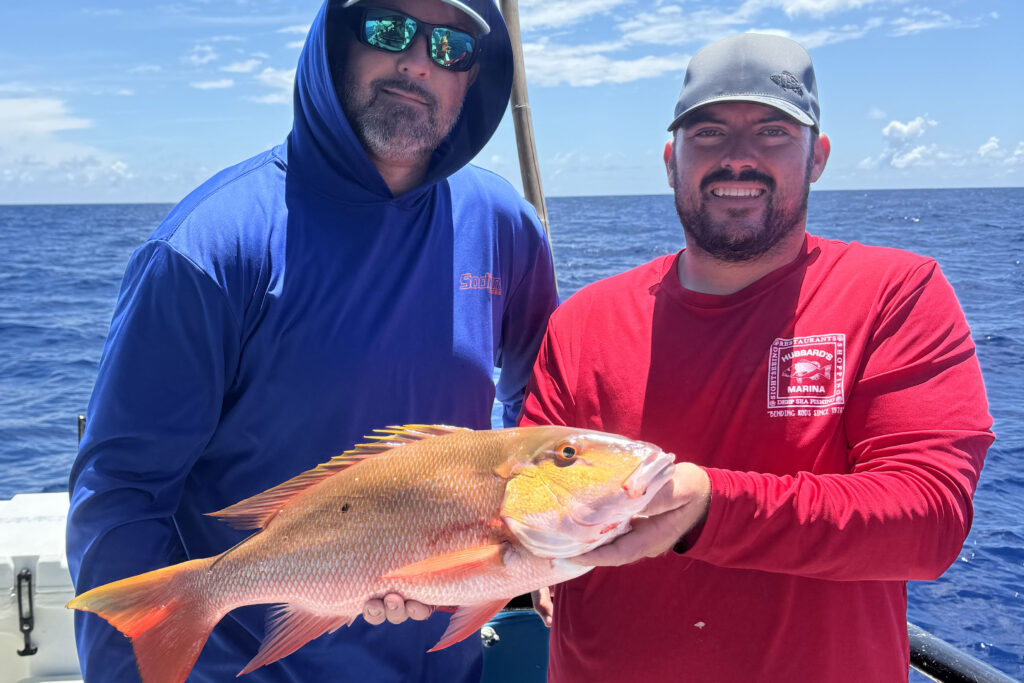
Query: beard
340 73 463 166
673 154 812 263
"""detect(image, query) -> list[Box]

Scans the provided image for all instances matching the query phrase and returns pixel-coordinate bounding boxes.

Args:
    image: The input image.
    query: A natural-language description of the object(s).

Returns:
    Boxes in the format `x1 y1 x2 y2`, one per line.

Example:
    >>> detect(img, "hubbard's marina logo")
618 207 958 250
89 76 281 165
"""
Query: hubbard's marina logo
767 334 846 416
459 272 502 295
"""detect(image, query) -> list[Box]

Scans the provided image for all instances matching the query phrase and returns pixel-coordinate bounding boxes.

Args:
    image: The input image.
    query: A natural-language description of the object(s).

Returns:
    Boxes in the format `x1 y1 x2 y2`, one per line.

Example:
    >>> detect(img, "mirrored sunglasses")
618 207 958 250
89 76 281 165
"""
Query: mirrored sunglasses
354 7 480 72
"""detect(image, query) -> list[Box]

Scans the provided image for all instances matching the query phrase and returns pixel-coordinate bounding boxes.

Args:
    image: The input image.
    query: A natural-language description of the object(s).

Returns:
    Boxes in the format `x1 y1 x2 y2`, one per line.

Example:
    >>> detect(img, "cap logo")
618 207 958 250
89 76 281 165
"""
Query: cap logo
770 71 803 95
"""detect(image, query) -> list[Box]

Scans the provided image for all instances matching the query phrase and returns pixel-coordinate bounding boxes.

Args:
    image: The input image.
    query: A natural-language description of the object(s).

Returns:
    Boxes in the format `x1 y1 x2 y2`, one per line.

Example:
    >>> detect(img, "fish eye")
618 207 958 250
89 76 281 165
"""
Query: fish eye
554 441 579 465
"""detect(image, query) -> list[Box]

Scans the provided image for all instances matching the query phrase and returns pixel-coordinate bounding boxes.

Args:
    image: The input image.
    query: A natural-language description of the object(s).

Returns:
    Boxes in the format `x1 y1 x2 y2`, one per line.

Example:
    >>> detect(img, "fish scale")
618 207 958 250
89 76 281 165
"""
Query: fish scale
67 424 675 683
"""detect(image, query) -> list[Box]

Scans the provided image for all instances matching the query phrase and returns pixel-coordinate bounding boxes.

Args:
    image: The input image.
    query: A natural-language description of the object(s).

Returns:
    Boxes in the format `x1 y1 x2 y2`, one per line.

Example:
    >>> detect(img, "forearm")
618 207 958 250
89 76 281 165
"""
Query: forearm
687 430 991 580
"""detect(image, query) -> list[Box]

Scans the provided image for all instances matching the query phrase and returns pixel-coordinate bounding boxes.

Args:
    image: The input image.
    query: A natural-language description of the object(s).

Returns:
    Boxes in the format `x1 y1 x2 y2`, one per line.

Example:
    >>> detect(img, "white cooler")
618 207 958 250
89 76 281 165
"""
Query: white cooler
0 492 82 682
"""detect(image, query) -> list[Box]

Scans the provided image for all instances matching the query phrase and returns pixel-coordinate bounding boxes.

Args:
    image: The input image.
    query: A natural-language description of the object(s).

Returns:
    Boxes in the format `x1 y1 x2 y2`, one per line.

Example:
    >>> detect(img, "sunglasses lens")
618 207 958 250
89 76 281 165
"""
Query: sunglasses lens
430 28 476 71
358 8 478 71
363 11 415 52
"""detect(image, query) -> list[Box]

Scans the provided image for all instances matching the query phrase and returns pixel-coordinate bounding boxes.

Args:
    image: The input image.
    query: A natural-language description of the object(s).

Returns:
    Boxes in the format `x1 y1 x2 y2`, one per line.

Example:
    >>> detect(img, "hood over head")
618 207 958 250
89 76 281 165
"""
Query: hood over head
289 0 513 201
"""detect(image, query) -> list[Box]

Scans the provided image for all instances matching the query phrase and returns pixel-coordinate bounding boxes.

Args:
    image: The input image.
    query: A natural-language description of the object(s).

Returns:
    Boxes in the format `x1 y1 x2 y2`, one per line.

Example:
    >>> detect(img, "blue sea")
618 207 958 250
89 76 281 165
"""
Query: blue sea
1 190 1021 678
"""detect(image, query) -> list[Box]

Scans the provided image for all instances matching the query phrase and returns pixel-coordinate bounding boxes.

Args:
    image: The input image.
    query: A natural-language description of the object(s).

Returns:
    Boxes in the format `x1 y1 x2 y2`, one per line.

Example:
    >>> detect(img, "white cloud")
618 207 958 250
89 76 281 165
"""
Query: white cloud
978 137 999 157
191 79 234 90
857 154 881 170
221 59 262 73
619 6 749 46
867 106 887 120
882 116 937 141
524 41 687 87
616 0 971 50
277 25 310 50
183 45 218 67
0 98 132 189
768 0 886 18
860 119 1023 174
770 17 883 48
0 98 91 135
519 0 629 31
974 137 1024 167
129 65 162 74
250 67 295 104
889 8 962 36
890 144 933 168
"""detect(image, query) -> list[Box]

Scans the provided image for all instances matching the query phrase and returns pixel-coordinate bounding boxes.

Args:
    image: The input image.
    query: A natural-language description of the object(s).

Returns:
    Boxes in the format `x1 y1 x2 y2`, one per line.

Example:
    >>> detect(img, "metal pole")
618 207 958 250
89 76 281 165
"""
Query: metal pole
908 622 1021 682
498 0 557 289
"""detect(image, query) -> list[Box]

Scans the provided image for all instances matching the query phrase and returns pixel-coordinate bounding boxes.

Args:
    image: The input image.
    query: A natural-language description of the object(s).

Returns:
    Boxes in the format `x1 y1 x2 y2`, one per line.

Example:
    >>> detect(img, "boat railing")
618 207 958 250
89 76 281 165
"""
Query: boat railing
908 622 1020 682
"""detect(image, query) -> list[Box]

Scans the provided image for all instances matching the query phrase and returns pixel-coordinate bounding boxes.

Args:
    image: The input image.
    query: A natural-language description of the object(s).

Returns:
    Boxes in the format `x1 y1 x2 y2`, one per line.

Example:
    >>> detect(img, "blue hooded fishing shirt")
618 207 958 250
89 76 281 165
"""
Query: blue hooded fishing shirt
66 1 557 680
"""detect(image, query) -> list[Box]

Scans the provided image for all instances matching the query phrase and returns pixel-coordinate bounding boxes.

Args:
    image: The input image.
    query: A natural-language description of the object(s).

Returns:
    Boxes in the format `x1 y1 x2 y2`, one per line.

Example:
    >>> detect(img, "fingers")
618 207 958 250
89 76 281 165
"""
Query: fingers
531 587 553 628
362 594 435 625
363 598 387 625
404 599 433 621
574 514 672 566
640 462 708 517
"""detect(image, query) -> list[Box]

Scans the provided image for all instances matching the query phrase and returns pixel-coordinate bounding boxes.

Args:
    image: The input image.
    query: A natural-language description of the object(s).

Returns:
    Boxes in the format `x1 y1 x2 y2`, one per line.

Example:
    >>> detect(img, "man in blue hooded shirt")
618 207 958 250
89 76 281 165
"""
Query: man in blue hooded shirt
66 0 558 681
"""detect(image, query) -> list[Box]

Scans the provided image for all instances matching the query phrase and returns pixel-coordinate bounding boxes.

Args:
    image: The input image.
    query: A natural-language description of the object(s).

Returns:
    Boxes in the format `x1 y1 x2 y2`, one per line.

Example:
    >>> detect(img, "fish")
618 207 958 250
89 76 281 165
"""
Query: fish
67 424 675 683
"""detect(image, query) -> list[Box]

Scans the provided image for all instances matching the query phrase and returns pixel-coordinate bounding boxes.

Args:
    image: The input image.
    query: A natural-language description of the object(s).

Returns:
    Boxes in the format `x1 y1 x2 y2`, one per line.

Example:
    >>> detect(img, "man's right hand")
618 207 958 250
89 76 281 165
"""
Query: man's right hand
363 593 434 625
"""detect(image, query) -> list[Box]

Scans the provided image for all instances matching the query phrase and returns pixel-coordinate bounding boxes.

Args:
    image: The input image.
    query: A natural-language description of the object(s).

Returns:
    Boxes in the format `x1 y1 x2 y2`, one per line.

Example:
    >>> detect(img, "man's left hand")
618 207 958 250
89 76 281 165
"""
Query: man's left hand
574 462 711 567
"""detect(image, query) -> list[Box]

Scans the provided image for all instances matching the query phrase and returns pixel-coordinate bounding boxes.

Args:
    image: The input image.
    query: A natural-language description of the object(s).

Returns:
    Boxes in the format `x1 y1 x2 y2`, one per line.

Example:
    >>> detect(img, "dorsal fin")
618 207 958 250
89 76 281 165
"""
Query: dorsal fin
206 424 469 531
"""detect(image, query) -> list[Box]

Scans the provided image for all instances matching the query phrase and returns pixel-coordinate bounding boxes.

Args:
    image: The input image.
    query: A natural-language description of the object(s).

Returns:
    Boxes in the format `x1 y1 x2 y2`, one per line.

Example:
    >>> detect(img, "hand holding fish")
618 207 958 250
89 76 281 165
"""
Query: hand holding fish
362 593 434 625
573 462 711 567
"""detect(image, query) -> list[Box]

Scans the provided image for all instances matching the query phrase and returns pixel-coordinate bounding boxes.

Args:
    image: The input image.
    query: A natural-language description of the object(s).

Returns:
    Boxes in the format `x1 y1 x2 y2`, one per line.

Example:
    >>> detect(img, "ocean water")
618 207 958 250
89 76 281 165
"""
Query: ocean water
0 190 1021 678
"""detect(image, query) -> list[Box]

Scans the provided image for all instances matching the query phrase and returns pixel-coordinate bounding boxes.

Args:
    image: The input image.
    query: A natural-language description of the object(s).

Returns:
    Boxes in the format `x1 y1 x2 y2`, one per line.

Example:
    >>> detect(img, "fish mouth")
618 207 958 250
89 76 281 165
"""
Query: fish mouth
622 450 675 500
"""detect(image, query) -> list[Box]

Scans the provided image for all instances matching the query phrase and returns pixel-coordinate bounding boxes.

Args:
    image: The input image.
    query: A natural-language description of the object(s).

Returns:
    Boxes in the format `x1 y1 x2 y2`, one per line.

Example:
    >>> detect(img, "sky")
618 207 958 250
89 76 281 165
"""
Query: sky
0 0 1021 204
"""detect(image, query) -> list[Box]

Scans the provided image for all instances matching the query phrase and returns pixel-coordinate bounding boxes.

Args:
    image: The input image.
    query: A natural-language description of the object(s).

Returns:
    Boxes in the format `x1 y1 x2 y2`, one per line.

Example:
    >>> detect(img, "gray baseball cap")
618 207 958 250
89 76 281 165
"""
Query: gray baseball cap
668 33 819 131
341 0 491 35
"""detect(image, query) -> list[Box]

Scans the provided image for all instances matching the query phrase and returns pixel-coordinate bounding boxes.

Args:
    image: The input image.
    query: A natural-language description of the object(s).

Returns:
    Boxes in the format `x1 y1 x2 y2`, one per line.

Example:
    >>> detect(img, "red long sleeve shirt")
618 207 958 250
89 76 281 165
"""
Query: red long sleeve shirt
520 235 993 682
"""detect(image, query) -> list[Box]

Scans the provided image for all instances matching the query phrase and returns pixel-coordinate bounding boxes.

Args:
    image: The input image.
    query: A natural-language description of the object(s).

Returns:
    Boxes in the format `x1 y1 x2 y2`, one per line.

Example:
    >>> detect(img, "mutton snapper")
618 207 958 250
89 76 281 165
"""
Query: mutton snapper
67 424 675 683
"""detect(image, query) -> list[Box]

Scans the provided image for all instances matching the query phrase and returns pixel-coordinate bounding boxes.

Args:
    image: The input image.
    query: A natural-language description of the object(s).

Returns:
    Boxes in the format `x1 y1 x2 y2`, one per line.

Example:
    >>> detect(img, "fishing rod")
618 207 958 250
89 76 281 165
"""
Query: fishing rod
498 0 557 294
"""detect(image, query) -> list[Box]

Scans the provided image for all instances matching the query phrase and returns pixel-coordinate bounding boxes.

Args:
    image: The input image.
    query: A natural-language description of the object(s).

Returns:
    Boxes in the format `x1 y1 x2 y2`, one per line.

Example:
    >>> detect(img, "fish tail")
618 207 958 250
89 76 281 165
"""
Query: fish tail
68 557 219 683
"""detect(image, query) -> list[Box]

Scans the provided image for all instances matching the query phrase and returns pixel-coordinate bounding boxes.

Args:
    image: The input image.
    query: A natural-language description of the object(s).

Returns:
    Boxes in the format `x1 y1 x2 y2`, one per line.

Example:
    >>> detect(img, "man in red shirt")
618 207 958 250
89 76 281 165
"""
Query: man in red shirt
520 33 993 682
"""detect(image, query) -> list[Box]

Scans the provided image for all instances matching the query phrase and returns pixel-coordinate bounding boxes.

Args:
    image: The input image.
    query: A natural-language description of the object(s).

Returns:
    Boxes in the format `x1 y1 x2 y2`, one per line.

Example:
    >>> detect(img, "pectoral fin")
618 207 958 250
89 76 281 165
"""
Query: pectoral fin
382 544 507 583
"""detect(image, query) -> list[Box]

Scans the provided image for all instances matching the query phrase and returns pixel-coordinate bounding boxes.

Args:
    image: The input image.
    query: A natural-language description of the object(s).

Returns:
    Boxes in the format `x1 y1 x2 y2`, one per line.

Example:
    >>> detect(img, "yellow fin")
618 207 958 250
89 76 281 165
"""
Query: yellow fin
207 424 471 531
383 544 507 583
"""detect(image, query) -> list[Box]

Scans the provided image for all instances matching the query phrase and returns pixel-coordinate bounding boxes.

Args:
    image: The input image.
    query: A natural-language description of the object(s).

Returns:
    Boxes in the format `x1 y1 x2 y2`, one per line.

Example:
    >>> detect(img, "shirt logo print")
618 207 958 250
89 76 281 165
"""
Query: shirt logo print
459 272 502 295
767 334 846 416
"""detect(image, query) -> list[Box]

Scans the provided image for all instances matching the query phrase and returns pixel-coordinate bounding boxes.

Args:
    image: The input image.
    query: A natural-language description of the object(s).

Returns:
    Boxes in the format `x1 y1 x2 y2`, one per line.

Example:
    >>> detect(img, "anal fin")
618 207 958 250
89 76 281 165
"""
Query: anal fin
239 604 353 675
428 599 507 652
